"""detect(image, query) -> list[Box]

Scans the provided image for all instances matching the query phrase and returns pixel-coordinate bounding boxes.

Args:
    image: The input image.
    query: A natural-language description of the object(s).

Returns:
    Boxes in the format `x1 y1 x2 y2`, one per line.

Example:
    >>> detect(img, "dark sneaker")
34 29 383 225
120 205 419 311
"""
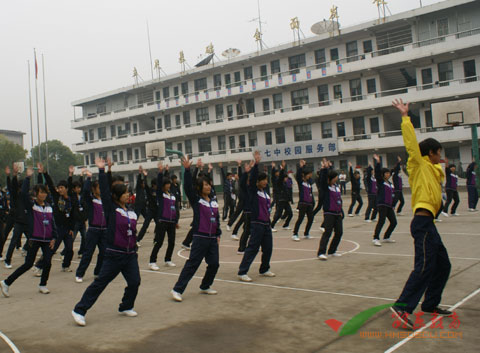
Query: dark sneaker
390 306 414 330
422 307 452 316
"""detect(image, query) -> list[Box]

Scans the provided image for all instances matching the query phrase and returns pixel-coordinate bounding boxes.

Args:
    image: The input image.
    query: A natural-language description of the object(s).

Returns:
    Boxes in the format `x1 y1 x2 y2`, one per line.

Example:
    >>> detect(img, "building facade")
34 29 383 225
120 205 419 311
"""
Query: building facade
0 130 25 148
71 0 480 185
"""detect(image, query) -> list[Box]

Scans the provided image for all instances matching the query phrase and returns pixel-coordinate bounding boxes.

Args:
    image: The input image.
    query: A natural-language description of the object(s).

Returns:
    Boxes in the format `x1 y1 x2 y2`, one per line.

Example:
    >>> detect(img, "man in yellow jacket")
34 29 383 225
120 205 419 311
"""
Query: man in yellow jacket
390 99 452 329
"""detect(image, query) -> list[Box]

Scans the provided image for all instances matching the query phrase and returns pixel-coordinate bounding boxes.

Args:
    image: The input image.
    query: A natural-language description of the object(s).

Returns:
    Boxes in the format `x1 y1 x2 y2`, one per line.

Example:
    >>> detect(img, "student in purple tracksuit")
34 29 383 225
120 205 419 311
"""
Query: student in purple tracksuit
442 158 460 216
75 171 107 283
466 161 478 211
392 156 405 215
1 166 57 297
72 158 140 326
372 154 397 247
237 152 276 282
149 163 179 270
317 159 344 260
292 159 315 241
364 162 378 222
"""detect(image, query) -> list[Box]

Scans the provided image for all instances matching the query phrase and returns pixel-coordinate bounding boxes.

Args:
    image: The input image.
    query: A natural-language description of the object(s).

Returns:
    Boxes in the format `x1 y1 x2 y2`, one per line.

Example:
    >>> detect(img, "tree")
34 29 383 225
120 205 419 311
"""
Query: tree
26 140 83 183
0 134 27 185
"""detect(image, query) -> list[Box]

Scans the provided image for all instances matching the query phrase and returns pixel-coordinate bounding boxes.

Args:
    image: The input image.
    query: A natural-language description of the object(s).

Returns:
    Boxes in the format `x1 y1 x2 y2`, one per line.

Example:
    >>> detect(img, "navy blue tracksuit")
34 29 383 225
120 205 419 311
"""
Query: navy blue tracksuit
466 162 478 210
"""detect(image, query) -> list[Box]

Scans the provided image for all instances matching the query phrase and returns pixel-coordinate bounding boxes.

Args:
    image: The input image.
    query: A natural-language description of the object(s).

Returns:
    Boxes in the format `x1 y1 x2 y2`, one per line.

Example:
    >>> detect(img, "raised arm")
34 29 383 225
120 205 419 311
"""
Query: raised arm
393 99 421 166
21 168 33 210
374 154 382 182
181 156 196 205
82 173 93 204
349 162 354 181
96 158 113 215
156 162 164 203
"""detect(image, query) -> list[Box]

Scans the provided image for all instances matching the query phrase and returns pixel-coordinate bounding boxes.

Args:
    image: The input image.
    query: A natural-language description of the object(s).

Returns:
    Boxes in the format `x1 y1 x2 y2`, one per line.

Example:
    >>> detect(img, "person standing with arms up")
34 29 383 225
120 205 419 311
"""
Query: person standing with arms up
364 163 377 223
392 156 405 216
292 160 315 241
271 160 293 231
219 162 236 226
347 162 363 217
338 171 347 195
466 161 478 211
390 99 452 329
441 158 460 217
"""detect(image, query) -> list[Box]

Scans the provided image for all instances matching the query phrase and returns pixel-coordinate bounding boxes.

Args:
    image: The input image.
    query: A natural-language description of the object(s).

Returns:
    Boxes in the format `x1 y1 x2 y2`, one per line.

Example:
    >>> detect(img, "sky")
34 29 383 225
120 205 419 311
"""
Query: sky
0 0 443 153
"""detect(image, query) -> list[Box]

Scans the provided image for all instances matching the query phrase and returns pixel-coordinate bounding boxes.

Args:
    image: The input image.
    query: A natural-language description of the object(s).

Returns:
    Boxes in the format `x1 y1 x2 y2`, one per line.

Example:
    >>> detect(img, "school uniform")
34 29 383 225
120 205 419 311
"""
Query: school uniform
69 176 87 255
347 166 363 215
313 172 324 217
220 167 236 222
271 168 293 229
392 162 405 214
373 162 397 240
364 165 378 221
0 190 9 258
237 170 252 253
443 167 459 214
228 167 245 228
74 168 140 316
293 166 315 236
136 174 158 243
466 162 478 210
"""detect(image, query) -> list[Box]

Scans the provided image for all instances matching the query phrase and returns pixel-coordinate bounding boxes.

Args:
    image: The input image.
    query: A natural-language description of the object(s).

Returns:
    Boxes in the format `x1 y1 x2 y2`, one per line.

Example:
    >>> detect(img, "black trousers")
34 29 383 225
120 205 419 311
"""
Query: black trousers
392 191 405 214
232 211 245 236
238 223 272 275
313 192 324 216
293 203 313 236
5 222 28 265
443 189 459 214
347 191 363 215
228 199 244 227
136 209 156 242
0 214 15 257
318 214 343 255
150 221 176 263
467 185 479 210
52 225 74 269
364 195 377 220
374 206 397 240
340 182 347 195
222 195 236 222
74 252 141 316
182 228 194 247
73 221 87 255
5 240 53 287
394 215 451 313
76 227 107 278
271 200 293 229
238 212 252 252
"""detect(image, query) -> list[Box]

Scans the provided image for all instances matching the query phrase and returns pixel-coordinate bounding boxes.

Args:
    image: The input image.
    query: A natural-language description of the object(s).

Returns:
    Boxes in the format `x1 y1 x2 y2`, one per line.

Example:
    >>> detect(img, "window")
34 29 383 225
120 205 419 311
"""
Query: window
262 98 270 113
248 131 257 147
273 93 283 110
185 140 192 154
127 148 132 161
336 122 346 137
244 66 253 80
175 114 181 127
224 74 231 88
356 155 368 166
164 114 171 130
463 60 477 82
346 41 358 62
155 91 161 102
134 149 140 161
421 68 433 89
275 127 286 144
132 123 138 134
162 87 170 99
363 40 373 53
88 129 94 141
177 143 183 153
213 74 222 89
437 18 449 37
291 88 309 109
260 65 268 81
196 107 209 122
83 131 88 142
85 155 90 165
183 111 191 126
217 135 226 152
181 82 189 95
445 146 460 160
125 122 131 134
438 61 453 85
349 79 363 101
194 77 207 92
288 54 306 73
198 138 212 153
330 48 339 62
367 79 377 94
234 71 241 86
294 124 312 142
425 110 433 128
173 86 179 97
410 112 421 128
96 103 106 114
118 151 123 162
156 118 163 130
370 117 380 133
90 152 95 164
270 60 280 74
265 131 273 145
333 84 342 101
246 98 255 114
321 121 332 138
238 135 246 149
318 84 329 105
314 49 326 68
110 125 116 137
225 105 232 118
215 104 224 120
229 136 235 150
353 117 366 135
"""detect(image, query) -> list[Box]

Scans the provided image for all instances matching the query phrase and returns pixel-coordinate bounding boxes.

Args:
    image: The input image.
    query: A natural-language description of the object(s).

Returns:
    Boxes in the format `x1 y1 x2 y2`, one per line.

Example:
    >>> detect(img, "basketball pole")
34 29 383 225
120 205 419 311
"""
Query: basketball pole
470 125 480 193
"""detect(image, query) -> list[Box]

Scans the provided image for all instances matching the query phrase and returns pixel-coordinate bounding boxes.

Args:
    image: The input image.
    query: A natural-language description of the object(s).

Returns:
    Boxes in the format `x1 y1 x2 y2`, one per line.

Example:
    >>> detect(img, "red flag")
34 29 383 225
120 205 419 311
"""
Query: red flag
34 50 38 79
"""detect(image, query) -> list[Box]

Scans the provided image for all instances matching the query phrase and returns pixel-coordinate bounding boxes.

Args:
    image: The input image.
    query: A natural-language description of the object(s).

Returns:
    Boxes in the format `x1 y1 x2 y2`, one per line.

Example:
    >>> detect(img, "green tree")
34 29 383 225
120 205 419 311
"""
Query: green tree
0 134 27 185
27 140 83 183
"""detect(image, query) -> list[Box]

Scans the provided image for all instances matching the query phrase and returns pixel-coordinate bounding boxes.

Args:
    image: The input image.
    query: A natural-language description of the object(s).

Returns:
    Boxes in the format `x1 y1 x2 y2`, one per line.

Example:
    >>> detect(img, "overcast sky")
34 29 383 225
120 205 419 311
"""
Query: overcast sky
1 0 443 153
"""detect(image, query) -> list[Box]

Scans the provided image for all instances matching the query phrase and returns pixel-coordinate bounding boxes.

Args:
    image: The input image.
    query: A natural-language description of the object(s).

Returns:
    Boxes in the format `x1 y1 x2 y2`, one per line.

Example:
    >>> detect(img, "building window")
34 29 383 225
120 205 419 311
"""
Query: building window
183 111 191 126
333 84 342 102
229 136 235 150
246 98 255 114
127 148 132 161
213 74 222 89
425 110 433 128
156 118 162 130
248 131 257 147
155 91 161 102
438 61 453 85
265 131 273 145
185 140 192 154
173 86 179 97
270 60 280 74
330 48 339 62
318 84 329 105
83 131 88 142
294 124 312 142
234 71 241 86
366 78 377 94
226 104 234 118
196 107 209 122
132 123 138 134
162 86 170 99
175 114 181 127
110 125 116 137
215 104 224 120
262 98 270 113
224 73 231 88
181 82 189 95
363 40 373 53
291 88 309 109
217 135 226 152
314 49 326 68
164 115 171 130
90 128 96 140
176 143 183 153
244 66 253 80
356 155 368 166
346 41 358 62
288 54 306 73
321 121 333 138
336 122 346 137
134 149 140 161
260 65 268 81
275 127 286 144
370 117 380 133
85 155 89 165
118 151 123 162
349 79 363 101
238 135 246 149
96 103 106 114
463 60 477 82
437 18 449 37
194 78 207 92
421 68 433 89
273 93 283 110
353 116 366 135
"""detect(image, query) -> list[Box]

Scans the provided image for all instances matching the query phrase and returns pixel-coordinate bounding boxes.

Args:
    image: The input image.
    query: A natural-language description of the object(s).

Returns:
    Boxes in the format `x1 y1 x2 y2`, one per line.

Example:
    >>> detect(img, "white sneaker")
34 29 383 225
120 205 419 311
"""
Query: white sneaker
119 309 138 317
181 244 191 251
469 208 478 212
271 228 278 233
282 226 291 230
231 234 239 240
319 227 325 233
330 253 342 257
4 263 12 269
165 261 176 267
318 254 328 261
75 277 83 283
72 311 86 326
292 235 300 242
397 213 403 216
238 274 252 282
33 267 42 277
436 218 443 222
0 256 3 261
373 239 382 247
348 214 354 217
62 267 72 272
38 286 50 294
304 234 311 239
260 271 276 277
1 280 10 297
136 242 141 247
226 225 231 231
364 219 372 223
171 290 183 302
441 212 449 217
200 288 218 295
237 251 244 255
149 263 160 271
382 239 396 243
371 219 377 222
452 213 460 216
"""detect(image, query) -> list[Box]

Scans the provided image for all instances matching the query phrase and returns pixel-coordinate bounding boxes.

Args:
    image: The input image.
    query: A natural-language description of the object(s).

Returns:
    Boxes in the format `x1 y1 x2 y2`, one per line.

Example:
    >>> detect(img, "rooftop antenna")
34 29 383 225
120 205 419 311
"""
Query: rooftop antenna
290 17 301 44
146 20 154 80
373 0 390 23
154 59 161 80
206 42 215 65
329 5 340 37
249 0 267 50
179 51 187 74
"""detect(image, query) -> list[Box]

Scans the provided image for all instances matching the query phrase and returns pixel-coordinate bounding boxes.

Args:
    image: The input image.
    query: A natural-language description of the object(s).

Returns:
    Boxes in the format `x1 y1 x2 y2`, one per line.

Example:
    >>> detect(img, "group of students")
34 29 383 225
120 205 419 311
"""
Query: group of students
0 98 475 329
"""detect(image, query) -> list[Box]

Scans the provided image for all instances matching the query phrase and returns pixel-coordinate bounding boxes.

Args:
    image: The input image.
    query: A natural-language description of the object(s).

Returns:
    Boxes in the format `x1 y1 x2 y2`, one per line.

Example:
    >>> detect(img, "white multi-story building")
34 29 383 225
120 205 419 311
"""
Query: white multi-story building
71 0 480 185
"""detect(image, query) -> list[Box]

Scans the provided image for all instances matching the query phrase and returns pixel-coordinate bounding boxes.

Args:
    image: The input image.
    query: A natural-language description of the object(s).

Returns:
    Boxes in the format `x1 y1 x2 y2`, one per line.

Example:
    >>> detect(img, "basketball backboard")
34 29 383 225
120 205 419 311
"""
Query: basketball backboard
145 141 166 158
431 98 479 127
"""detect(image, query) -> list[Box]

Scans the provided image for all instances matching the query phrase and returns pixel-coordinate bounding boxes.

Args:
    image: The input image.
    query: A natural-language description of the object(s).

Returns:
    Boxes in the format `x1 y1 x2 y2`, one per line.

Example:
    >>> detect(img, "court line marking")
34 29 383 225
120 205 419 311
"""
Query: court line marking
346 230 480 236
349 251 480 261
384 287 480 353
0 331 21 353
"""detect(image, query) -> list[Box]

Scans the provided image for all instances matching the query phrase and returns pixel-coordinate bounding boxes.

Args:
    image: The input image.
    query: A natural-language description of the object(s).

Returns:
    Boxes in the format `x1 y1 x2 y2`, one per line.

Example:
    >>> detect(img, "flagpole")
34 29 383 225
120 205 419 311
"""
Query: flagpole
27 60 35 169
146 20 154 80
34 48 42 163
41 53 49 173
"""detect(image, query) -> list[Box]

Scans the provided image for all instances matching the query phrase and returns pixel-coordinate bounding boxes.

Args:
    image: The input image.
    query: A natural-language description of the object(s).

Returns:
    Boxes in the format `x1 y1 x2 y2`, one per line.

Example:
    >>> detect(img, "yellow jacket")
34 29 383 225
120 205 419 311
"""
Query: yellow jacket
401 116 444 216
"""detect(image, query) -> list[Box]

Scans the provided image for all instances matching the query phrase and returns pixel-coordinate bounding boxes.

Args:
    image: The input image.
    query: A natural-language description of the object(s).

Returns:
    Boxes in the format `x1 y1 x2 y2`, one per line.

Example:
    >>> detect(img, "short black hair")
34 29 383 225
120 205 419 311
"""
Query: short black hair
111 175 125 184
162 178 172 187
151 179 157 187
111 184 128 203
448 164 456 169
381 168 390 177
419 138 442 157
34 184 48 195
57 180 68 188
171 174 178 180
328 170 338 181
72 181 82 188
91 180 99 190
195 176 210 194
257 172 268 182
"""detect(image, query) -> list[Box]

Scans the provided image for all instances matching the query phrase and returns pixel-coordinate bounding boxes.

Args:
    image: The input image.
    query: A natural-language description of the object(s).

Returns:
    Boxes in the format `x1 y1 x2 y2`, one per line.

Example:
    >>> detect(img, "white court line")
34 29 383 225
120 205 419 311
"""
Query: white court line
350 251 480 261
347 230 480 236
0 331 21 353
384 287 480 353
